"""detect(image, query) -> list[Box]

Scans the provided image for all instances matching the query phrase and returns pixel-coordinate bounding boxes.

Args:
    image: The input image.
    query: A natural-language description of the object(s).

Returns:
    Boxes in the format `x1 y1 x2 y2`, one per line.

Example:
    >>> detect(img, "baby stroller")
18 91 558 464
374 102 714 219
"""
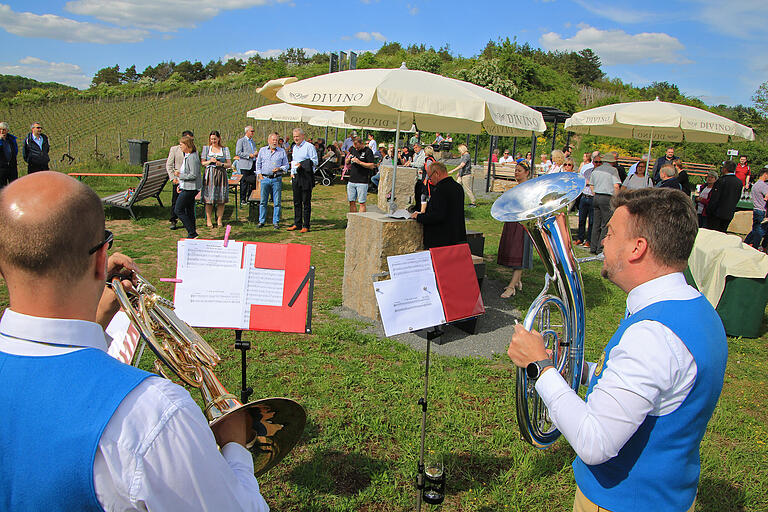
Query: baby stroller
314 155 338 186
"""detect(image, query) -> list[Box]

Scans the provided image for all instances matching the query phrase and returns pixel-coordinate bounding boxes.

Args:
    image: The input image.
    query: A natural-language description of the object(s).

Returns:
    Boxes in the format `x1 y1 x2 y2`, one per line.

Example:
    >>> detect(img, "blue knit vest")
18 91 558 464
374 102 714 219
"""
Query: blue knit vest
0 348 152 511
573 296 727 512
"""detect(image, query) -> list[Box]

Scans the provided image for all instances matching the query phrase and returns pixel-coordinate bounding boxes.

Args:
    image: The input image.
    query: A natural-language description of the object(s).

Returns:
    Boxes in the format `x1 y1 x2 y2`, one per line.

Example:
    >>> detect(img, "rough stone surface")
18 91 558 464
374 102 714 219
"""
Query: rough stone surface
728 210 751 234
377 165 419 211
342 211 424 320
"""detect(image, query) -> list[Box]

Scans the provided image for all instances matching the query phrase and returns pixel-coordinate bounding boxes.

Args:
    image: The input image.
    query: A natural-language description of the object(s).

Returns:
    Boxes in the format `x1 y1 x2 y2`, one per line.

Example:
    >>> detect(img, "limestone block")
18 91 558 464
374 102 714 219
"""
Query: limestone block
728 210 752 234
377 165 419 211
342 212 423 320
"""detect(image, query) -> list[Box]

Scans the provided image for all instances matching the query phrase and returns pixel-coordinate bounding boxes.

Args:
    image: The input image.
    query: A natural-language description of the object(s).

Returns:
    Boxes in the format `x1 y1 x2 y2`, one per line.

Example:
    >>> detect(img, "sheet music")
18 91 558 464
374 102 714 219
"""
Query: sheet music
374 277 445 336
387 251 434 280
178 239 242 269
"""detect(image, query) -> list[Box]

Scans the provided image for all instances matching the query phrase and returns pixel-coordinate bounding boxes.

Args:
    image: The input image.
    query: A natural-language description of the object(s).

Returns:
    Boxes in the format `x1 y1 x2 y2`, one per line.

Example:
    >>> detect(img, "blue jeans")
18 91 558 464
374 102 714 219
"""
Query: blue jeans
577 194 594 243
744 209 767 248
259 176 282 225
371 172 380 187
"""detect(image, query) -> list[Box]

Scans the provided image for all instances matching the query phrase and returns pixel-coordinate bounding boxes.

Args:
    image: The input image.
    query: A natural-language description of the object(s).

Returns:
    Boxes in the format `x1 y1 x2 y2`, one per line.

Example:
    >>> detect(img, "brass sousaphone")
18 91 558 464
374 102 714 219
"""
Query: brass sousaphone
491 173 587 448
111 273 306 475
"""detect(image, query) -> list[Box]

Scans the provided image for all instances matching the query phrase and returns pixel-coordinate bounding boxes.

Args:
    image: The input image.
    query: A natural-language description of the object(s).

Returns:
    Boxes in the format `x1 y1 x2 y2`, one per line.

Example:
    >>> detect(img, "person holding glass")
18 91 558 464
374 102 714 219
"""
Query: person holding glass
200 131 231 228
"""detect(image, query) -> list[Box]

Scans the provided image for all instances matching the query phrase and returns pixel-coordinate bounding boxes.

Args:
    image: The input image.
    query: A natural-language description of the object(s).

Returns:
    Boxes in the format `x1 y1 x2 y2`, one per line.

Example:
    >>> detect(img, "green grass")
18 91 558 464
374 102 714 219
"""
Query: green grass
1 173 766 511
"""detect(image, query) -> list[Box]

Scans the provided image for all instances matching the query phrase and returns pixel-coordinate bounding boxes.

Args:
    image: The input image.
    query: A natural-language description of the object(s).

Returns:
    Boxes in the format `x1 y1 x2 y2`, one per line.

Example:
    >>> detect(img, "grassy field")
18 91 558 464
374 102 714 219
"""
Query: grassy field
0 167 765 511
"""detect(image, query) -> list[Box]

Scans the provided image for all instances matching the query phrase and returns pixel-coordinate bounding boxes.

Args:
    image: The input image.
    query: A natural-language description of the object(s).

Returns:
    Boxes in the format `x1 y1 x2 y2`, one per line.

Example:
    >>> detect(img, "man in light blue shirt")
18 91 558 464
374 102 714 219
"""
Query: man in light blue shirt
235 126 258 204
287 128 318 233
255 132 288 229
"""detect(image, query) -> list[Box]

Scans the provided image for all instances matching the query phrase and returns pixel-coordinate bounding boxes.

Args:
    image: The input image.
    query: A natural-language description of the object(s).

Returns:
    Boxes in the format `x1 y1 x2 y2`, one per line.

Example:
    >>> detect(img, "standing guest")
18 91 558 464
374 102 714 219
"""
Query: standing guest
563 145 573 159
413 147 438 213
0 122 18 187
507 187 727 512
235 126 258 205
499 150 515 165
574 152 597 248
578 152 591 174
367 133 377 153
315 138 326 157
200 131 232 228
22 122 50 174
433 132 444 144
410 162 466 249
706 160 742 232
628 153 650 177
287 128 318 233
672 159 691 195
341 131 356 154
165 130 193 230
589 152 621 254
525 151 533 168
411 143 426 171
695 171 718 228
537 153 552 175
621 160 652 190
347 137 376 213
744 166 768 249
0 171 268 510
255 132 288 229
657 165 682 190
409 131 421 147
563 157 576 172
734 155 751 188
174 135 202 239
549 150 565 173
451 143 476 208
652 146 680 184
609 151 627 182
498 162 533 297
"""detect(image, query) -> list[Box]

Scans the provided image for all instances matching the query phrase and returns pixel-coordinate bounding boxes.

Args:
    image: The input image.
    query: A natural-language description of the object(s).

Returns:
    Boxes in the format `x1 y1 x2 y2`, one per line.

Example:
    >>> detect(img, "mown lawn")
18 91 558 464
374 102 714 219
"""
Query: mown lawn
1 166 765 511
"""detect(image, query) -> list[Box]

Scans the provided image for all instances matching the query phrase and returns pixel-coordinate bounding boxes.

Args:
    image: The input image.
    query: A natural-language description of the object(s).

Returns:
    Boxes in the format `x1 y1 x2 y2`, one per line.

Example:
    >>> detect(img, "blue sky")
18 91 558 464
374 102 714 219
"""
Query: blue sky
1 0 766 108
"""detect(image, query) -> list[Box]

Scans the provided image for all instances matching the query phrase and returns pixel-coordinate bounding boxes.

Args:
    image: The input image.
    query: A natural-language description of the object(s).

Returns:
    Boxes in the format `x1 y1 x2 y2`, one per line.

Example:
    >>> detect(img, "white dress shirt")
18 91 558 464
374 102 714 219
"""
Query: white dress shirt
0 309 269 512
534 273 699 465
290 140 318 176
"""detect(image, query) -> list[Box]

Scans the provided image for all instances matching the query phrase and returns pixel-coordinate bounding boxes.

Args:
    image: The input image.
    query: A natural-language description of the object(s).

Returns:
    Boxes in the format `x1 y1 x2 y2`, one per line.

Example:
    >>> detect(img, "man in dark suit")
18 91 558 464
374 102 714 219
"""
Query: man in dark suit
22 122 50 174
652 147 680 184
706 160 743 232
286 128 317 233
410 162 467 249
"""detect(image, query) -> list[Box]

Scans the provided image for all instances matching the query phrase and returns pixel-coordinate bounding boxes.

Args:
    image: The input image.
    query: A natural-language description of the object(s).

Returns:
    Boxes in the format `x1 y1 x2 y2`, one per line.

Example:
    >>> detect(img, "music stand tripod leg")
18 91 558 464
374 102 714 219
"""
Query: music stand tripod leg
416 325 442 511
234 329 253 404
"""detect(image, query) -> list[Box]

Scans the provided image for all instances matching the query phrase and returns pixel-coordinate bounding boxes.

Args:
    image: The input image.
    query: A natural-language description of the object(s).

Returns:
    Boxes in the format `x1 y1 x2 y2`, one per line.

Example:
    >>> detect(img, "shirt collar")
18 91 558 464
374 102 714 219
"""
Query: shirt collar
626 272 688 314
0 308 109 351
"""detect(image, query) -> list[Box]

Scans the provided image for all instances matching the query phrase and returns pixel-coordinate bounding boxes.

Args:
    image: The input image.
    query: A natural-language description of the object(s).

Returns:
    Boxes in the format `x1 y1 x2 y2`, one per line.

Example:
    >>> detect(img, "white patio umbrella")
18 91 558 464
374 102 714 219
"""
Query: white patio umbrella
246 103 344 124
564 98 755 171
262 65 546 209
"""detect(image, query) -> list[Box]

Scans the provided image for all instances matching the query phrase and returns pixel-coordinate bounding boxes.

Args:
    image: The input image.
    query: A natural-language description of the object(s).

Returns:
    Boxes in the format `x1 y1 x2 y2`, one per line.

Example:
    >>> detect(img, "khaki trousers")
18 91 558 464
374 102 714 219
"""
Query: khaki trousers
458 174 476 204
573 487 695 512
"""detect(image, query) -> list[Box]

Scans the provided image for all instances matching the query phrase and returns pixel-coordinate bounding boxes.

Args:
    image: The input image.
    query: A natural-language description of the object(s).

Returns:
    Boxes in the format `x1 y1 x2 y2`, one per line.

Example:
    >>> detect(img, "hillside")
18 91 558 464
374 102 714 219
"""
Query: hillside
0 74 75 100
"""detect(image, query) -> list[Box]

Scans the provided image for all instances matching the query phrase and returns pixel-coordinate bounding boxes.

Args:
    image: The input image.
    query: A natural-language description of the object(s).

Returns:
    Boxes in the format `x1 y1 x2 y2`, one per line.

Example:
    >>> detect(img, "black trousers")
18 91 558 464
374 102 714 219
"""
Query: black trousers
240 167 256 202
169 184 180 222
706 215 732 232
0 165 17 188
590 194 613 253
174 189 198 237
292 181 312 229
27 160 48 173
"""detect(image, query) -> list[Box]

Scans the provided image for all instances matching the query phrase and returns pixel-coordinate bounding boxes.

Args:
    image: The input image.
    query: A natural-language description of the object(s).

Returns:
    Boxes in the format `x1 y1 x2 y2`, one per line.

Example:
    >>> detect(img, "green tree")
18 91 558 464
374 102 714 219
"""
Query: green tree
175 60 205 82
222 58 245 75
91 65 121 87
122 65 139 83
279 48 310 66
753 81 768 118
455 59 518 98
406 51 442 74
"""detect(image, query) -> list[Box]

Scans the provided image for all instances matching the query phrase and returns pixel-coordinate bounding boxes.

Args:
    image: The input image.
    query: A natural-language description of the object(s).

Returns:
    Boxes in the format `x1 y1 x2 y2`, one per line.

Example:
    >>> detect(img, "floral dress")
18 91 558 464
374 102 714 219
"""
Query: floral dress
201 145 230 204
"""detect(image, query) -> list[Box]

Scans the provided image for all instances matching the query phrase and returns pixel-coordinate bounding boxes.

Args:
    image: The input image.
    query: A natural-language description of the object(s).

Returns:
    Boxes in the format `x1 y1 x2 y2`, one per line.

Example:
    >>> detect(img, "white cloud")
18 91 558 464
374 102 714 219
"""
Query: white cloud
571 0 653 23
0 3 147 43
354 31 386 42
222 48 319 61
0 57 90 89
64 0 288 32
690 0 768 39
540 25 691 66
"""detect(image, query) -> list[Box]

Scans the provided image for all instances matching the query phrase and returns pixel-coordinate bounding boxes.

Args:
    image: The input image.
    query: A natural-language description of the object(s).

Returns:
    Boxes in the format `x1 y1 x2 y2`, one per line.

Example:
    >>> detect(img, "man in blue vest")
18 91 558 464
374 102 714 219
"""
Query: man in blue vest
0 172 269 511
507 187 727 512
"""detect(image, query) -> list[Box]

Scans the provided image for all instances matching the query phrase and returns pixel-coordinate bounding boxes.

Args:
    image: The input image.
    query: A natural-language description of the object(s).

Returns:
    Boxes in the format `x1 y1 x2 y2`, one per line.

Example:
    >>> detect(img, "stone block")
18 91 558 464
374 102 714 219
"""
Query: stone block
342 212 423 320
377 165 419 211
728 210 752 235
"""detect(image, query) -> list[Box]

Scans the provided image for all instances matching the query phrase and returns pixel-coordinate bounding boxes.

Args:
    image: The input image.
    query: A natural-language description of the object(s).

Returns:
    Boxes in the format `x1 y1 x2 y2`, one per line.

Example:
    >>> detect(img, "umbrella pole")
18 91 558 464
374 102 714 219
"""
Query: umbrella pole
389 111 401 213
647 128 654 182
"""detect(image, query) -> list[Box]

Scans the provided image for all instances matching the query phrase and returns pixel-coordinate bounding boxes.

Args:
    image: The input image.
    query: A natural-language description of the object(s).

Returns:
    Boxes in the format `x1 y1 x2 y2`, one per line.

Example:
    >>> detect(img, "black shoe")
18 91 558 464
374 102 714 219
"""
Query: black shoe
258 223 265 228
169 224 179 230
273 224 280 230
189 233 199 239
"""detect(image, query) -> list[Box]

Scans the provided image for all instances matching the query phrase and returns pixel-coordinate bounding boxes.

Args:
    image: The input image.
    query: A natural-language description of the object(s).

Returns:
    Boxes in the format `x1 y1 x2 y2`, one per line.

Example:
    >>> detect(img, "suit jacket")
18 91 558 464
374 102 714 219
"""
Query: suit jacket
415 177 467 249
235 136 257 171
22 133 50 167
294 159 315 191
706 174 742 221
165 145 184 181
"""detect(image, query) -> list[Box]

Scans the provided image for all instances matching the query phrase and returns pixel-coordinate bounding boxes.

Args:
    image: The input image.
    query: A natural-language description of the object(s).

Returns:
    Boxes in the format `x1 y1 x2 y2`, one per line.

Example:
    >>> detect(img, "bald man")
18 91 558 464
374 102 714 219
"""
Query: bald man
0 172 269 511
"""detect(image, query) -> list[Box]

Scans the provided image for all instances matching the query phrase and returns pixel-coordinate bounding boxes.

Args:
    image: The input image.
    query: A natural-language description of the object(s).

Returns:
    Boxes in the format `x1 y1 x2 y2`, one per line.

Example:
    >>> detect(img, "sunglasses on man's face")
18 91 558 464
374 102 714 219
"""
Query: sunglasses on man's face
88 230 113 255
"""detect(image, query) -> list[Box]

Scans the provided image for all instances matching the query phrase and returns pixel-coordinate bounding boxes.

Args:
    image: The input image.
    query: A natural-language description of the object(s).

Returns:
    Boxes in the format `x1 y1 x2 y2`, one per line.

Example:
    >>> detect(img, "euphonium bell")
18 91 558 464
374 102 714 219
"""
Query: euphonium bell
491 173 586 448
111 273 306 475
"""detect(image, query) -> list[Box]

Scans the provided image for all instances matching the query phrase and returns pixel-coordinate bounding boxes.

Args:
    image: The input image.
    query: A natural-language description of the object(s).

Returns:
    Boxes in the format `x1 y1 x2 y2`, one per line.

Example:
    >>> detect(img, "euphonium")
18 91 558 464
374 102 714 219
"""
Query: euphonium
110 272 306 475
491 173 586 448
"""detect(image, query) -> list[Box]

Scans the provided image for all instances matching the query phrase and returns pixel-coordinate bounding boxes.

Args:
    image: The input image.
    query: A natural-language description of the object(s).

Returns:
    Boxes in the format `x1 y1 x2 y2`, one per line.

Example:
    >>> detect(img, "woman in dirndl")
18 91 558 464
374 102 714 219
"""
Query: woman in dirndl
200 130 231 228
498 161 533 298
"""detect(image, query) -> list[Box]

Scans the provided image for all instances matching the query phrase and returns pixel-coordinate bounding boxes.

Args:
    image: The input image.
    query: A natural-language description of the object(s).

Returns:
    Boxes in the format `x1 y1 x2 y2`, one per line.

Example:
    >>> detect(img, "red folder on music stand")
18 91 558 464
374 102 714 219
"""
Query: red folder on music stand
429 243 484 322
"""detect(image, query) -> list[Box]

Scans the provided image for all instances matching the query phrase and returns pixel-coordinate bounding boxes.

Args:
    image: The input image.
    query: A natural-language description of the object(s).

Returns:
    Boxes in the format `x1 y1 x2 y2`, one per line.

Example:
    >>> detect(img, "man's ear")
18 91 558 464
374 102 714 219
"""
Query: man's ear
94 245 108 282
629 237 649 263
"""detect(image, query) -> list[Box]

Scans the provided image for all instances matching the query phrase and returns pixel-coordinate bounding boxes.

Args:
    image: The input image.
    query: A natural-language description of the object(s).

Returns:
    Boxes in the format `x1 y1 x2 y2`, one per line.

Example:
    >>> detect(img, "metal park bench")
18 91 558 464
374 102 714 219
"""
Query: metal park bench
101 158 168 219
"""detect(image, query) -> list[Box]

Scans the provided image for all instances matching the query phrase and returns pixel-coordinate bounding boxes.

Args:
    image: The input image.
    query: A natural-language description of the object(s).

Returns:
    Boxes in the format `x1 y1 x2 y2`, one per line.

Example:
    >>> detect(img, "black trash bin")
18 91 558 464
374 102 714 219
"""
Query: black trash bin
127 139 150 166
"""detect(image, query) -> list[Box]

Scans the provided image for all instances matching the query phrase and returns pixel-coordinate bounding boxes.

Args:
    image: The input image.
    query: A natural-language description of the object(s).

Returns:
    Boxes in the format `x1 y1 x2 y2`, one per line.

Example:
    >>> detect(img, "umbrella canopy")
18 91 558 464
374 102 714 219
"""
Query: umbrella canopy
271 68 546 136
247 103 415 132
255 77 298 102
564 98 755 143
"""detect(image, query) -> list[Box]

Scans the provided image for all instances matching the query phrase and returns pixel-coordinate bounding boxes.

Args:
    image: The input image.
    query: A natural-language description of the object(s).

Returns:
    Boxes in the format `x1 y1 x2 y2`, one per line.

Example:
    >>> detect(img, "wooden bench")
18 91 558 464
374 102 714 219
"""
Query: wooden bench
101 159 168 219
617 157 716 178
68 172 143 180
